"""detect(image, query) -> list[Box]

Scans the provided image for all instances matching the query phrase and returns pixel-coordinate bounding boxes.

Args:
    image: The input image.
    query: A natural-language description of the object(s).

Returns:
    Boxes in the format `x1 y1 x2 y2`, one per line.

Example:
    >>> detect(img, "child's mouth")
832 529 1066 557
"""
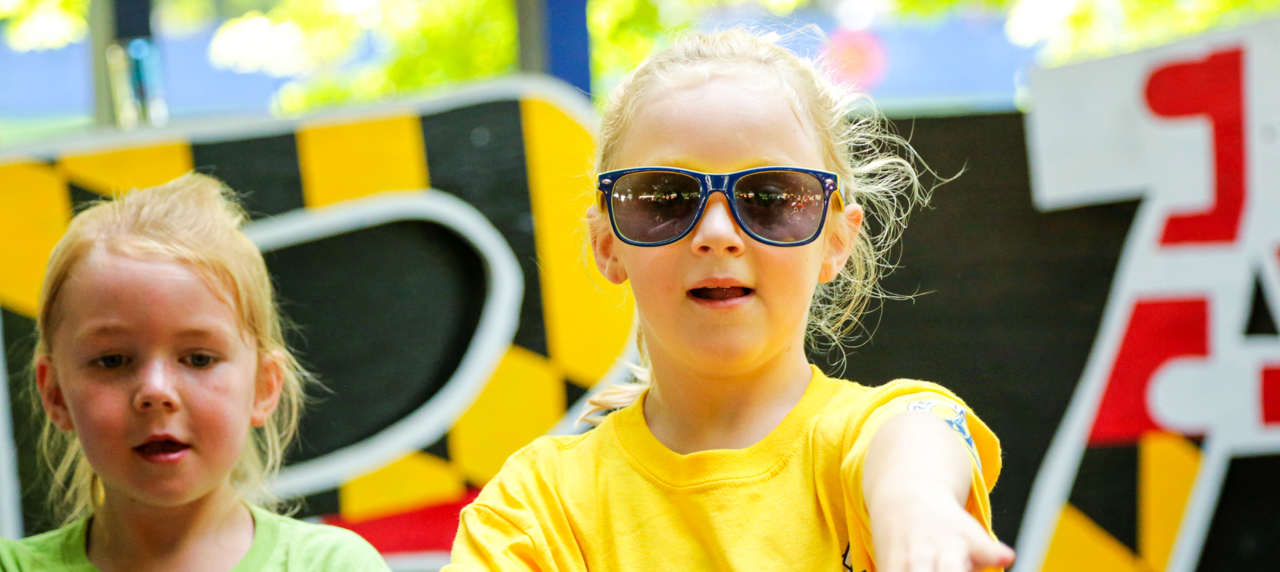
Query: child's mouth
689 286 753 301
134 438 191 463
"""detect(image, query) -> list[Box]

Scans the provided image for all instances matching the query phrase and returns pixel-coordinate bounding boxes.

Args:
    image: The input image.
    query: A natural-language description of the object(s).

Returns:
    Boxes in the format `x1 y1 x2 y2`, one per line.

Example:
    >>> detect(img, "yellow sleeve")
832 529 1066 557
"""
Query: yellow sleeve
442 504 552 572
841 381 1002 537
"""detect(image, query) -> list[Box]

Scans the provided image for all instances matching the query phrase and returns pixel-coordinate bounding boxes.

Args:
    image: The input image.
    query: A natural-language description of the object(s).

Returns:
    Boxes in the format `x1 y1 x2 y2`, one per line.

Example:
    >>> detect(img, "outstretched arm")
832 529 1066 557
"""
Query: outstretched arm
861 410 1015 572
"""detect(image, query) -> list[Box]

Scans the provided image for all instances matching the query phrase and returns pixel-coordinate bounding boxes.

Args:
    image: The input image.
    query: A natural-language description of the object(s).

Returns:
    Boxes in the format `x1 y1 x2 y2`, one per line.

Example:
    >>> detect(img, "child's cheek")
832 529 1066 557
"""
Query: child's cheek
69 384 135 470
190 372 257 469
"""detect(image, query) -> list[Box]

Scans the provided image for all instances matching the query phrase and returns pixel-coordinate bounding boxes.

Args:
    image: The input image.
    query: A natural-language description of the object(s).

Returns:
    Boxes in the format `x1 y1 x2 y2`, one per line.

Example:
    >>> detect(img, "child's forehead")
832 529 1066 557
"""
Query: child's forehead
658 66 788 101
55 246 254 340
619 75 823 170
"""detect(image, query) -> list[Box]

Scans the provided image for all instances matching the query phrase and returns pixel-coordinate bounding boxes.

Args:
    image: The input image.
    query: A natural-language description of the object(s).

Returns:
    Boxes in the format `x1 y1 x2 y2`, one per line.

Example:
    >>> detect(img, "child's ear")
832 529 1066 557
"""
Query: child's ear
36 356 75 431
819 202 863 283
251 351 285 427
588 204 629 285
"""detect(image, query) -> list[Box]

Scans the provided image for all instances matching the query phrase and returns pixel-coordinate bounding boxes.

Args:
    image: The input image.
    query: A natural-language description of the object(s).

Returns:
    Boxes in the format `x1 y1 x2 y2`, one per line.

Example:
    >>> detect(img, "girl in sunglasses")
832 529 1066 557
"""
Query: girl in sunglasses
446 29 1014 572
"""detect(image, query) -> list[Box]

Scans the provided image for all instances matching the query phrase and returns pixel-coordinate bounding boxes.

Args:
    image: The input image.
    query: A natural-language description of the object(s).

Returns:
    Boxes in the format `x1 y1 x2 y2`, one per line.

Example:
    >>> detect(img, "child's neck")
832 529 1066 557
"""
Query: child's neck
88 483 255 572
643 340 814 455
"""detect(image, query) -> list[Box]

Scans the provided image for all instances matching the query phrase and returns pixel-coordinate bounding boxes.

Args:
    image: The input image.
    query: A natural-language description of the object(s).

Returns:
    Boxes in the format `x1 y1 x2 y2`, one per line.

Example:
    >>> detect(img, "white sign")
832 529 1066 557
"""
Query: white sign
1021 17 1280 572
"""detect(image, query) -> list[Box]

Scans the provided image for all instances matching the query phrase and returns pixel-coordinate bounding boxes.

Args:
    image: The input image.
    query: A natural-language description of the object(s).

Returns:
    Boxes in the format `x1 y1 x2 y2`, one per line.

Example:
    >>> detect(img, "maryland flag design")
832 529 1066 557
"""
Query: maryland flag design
0 78 635 564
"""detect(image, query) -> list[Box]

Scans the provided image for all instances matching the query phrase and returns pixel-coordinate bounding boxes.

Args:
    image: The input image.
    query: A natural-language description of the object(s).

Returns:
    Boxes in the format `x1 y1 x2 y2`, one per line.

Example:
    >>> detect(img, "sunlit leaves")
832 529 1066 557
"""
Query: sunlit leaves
4 0 1279 108
1 0 86 51
272 0 517 113
1007 0 1280 65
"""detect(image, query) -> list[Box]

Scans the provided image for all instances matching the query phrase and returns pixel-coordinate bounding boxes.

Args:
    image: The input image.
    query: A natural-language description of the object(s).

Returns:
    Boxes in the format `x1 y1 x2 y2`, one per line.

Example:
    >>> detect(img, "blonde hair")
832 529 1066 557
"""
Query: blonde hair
581 29 929 423
33 173 311 524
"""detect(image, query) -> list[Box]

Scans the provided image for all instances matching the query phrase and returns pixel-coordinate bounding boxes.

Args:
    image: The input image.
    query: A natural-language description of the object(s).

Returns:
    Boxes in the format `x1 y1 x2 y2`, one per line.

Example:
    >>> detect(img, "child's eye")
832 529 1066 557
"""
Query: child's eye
93 355 129 369
184 353 219 368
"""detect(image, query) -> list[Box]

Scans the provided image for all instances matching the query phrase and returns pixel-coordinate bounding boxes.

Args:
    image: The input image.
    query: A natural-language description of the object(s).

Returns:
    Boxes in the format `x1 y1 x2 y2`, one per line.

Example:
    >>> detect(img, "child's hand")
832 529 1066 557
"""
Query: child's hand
867 484 1014 572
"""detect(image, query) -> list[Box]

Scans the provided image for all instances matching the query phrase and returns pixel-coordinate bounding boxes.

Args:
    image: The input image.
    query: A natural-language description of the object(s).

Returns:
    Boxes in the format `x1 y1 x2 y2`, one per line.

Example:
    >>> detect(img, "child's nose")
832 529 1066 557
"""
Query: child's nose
133 361 180 412
691 193 746 255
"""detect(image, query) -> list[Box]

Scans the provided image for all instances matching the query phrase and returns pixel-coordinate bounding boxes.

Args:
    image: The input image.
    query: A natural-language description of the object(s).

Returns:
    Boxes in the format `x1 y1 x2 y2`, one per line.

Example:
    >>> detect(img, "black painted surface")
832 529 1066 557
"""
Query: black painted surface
811 113 1138 546
267 221 486 464
1069 445 1139 551
296 488 341 520
420 101 548 357
67 183 104 213
1197 454 1280 571
424 434 450 462
564 379 589 414
192 135 306 220
1246 276 1277 336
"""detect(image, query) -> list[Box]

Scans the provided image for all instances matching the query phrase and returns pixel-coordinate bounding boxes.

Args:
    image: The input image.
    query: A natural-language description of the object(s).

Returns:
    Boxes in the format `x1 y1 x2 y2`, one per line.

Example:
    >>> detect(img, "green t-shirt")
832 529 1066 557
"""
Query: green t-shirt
0 504 389 571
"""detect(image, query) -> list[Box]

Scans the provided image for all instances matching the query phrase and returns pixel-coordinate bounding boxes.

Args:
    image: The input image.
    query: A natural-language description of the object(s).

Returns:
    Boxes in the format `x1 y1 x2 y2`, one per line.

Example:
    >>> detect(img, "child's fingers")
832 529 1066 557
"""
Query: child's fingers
967 536 1016 569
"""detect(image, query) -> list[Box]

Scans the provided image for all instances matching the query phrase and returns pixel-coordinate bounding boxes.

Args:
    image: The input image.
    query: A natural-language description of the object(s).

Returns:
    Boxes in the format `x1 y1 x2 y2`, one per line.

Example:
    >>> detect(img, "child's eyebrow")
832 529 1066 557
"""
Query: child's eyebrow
74 322 132 340
172 325 236 340
643 157 802 172
71 322 237 342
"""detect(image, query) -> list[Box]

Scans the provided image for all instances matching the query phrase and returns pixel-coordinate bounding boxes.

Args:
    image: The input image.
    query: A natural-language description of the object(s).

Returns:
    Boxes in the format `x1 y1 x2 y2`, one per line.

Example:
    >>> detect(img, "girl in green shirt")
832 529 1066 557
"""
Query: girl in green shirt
0 174 389 572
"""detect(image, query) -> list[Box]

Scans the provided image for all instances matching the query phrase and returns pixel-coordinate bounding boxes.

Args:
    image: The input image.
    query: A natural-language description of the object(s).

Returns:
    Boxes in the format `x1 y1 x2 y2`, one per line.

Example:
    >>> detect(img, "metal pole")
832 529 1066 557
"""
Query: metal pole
0 311 23 539
89 0 117 127
88 0 165 129
516 0 546 74
545 0 591 96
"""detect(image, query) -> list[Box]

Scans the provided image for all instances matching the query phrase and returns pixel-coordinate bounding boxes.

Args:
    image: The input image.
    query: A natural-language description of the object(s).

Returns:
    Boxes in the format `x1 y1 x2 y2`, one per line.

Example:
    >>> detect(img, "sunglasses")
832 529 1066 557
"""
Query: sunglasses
598 166 842 247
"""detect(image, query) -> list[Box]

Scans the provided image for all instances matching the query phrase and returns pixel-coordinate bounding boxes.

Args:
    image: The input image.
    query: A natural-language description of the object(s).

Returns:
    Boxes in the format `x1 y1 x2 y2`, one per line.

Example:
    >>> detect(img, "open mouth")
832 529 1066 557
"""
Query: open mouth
134 439 190 459
689 286 754 300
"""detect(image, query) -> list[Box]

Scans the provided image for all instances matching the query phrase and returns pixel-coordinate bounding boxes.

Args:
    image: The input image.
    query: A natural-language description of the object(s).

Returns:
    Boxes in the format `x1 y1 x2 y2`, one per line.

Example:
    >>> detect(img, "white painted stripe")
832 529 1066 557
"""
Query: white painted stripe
382 550 451 571
0 310 24 538
253 191 524 499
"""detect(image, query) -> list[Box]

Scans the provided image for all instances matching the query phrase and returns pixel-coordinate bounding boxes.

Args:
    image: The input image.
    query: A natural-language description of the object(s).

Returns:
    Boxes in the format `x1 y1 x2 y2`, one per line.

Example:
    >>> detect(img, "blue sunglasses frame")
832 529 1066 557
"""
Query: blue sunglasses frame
598 166 842 247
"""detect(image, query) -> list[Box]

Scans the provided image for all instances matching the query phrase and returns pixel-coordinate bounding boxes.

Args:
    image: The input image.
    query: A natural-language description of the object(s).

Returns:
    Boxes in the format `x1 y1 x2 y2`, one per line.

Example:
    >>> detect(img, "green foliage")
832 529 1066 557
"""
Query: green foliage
4 0 1280 113
1013 0 1280 65
893 0 1010 18
0 0 88 51
273 0 518 113
589 0 693 97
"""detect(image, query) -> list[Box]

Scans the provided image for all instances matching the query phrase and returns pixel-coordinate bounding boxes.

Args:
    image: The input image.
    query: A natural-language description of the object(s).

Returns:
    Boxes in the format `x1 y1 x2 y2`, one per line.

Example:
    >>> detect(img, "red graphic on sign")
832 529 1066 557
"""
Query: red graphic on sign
1090 299 1209 445
1262 367 1280 424
324 488 482 553
1145 48 1246 245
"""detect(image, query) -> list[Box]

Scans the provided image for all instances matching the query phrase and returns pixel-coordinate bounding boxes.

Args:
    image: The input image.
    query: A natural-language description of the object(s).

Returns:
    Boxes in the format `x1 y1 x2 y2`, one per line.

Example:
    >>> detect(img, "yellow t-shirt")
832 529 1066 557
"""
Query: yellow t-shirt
445 366 1001 572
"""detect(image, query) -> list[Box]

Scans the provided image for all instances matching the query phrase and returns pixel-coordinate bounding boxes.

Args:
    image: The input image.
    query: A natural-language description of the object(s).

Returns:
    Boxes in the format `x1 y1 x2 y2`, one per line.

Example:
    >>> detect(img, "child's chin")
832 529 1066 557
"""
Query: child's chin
109 478 230 510
683 338 773 371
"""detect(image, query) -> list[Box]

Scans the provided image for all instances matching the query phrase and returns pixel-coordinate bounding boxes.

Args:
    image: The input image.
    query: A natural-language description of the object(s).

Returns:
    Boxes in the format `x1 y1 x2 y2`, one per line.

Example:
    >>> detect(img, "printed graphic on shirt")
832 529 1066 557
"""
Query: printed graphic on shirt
841 543 867 572
908 399 981 471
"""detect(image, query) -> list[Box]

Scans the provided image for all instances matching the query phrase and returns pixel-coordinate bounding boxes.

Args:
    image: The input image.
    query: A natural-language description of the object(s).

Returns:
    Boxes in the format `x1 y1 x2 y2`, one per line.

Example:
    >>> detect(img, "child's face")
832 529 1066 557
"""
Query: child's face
36 250 281 510
593 75 861 378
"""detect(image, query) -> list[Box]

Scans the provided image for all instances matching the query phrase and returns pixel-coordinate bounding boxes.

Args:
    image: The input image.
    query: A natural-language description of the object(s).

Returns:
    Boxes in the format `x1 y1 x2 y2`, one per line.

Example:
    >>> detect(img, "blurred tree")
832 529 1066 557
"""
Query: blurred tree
0 0 87 51
1006 0 1280 64
2 0 1278 112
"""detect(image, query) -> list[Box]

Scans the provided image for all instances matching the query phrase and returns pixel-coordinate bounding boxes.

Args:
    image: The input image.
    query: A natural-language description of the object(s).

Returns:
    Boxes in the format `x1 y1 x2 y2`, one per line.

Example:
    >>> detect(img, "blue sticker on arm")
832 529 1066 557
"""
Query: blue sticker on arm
907 400 980 471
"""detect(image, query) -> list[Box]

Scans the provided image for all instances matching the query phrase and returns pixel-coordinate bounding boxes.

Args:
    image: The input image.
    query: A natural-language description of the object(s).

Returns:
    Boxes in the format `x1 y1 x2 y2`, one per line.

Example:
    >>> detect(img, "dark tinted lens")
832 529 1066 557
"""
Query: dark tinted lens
732 171 827 243
610 171 703 244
